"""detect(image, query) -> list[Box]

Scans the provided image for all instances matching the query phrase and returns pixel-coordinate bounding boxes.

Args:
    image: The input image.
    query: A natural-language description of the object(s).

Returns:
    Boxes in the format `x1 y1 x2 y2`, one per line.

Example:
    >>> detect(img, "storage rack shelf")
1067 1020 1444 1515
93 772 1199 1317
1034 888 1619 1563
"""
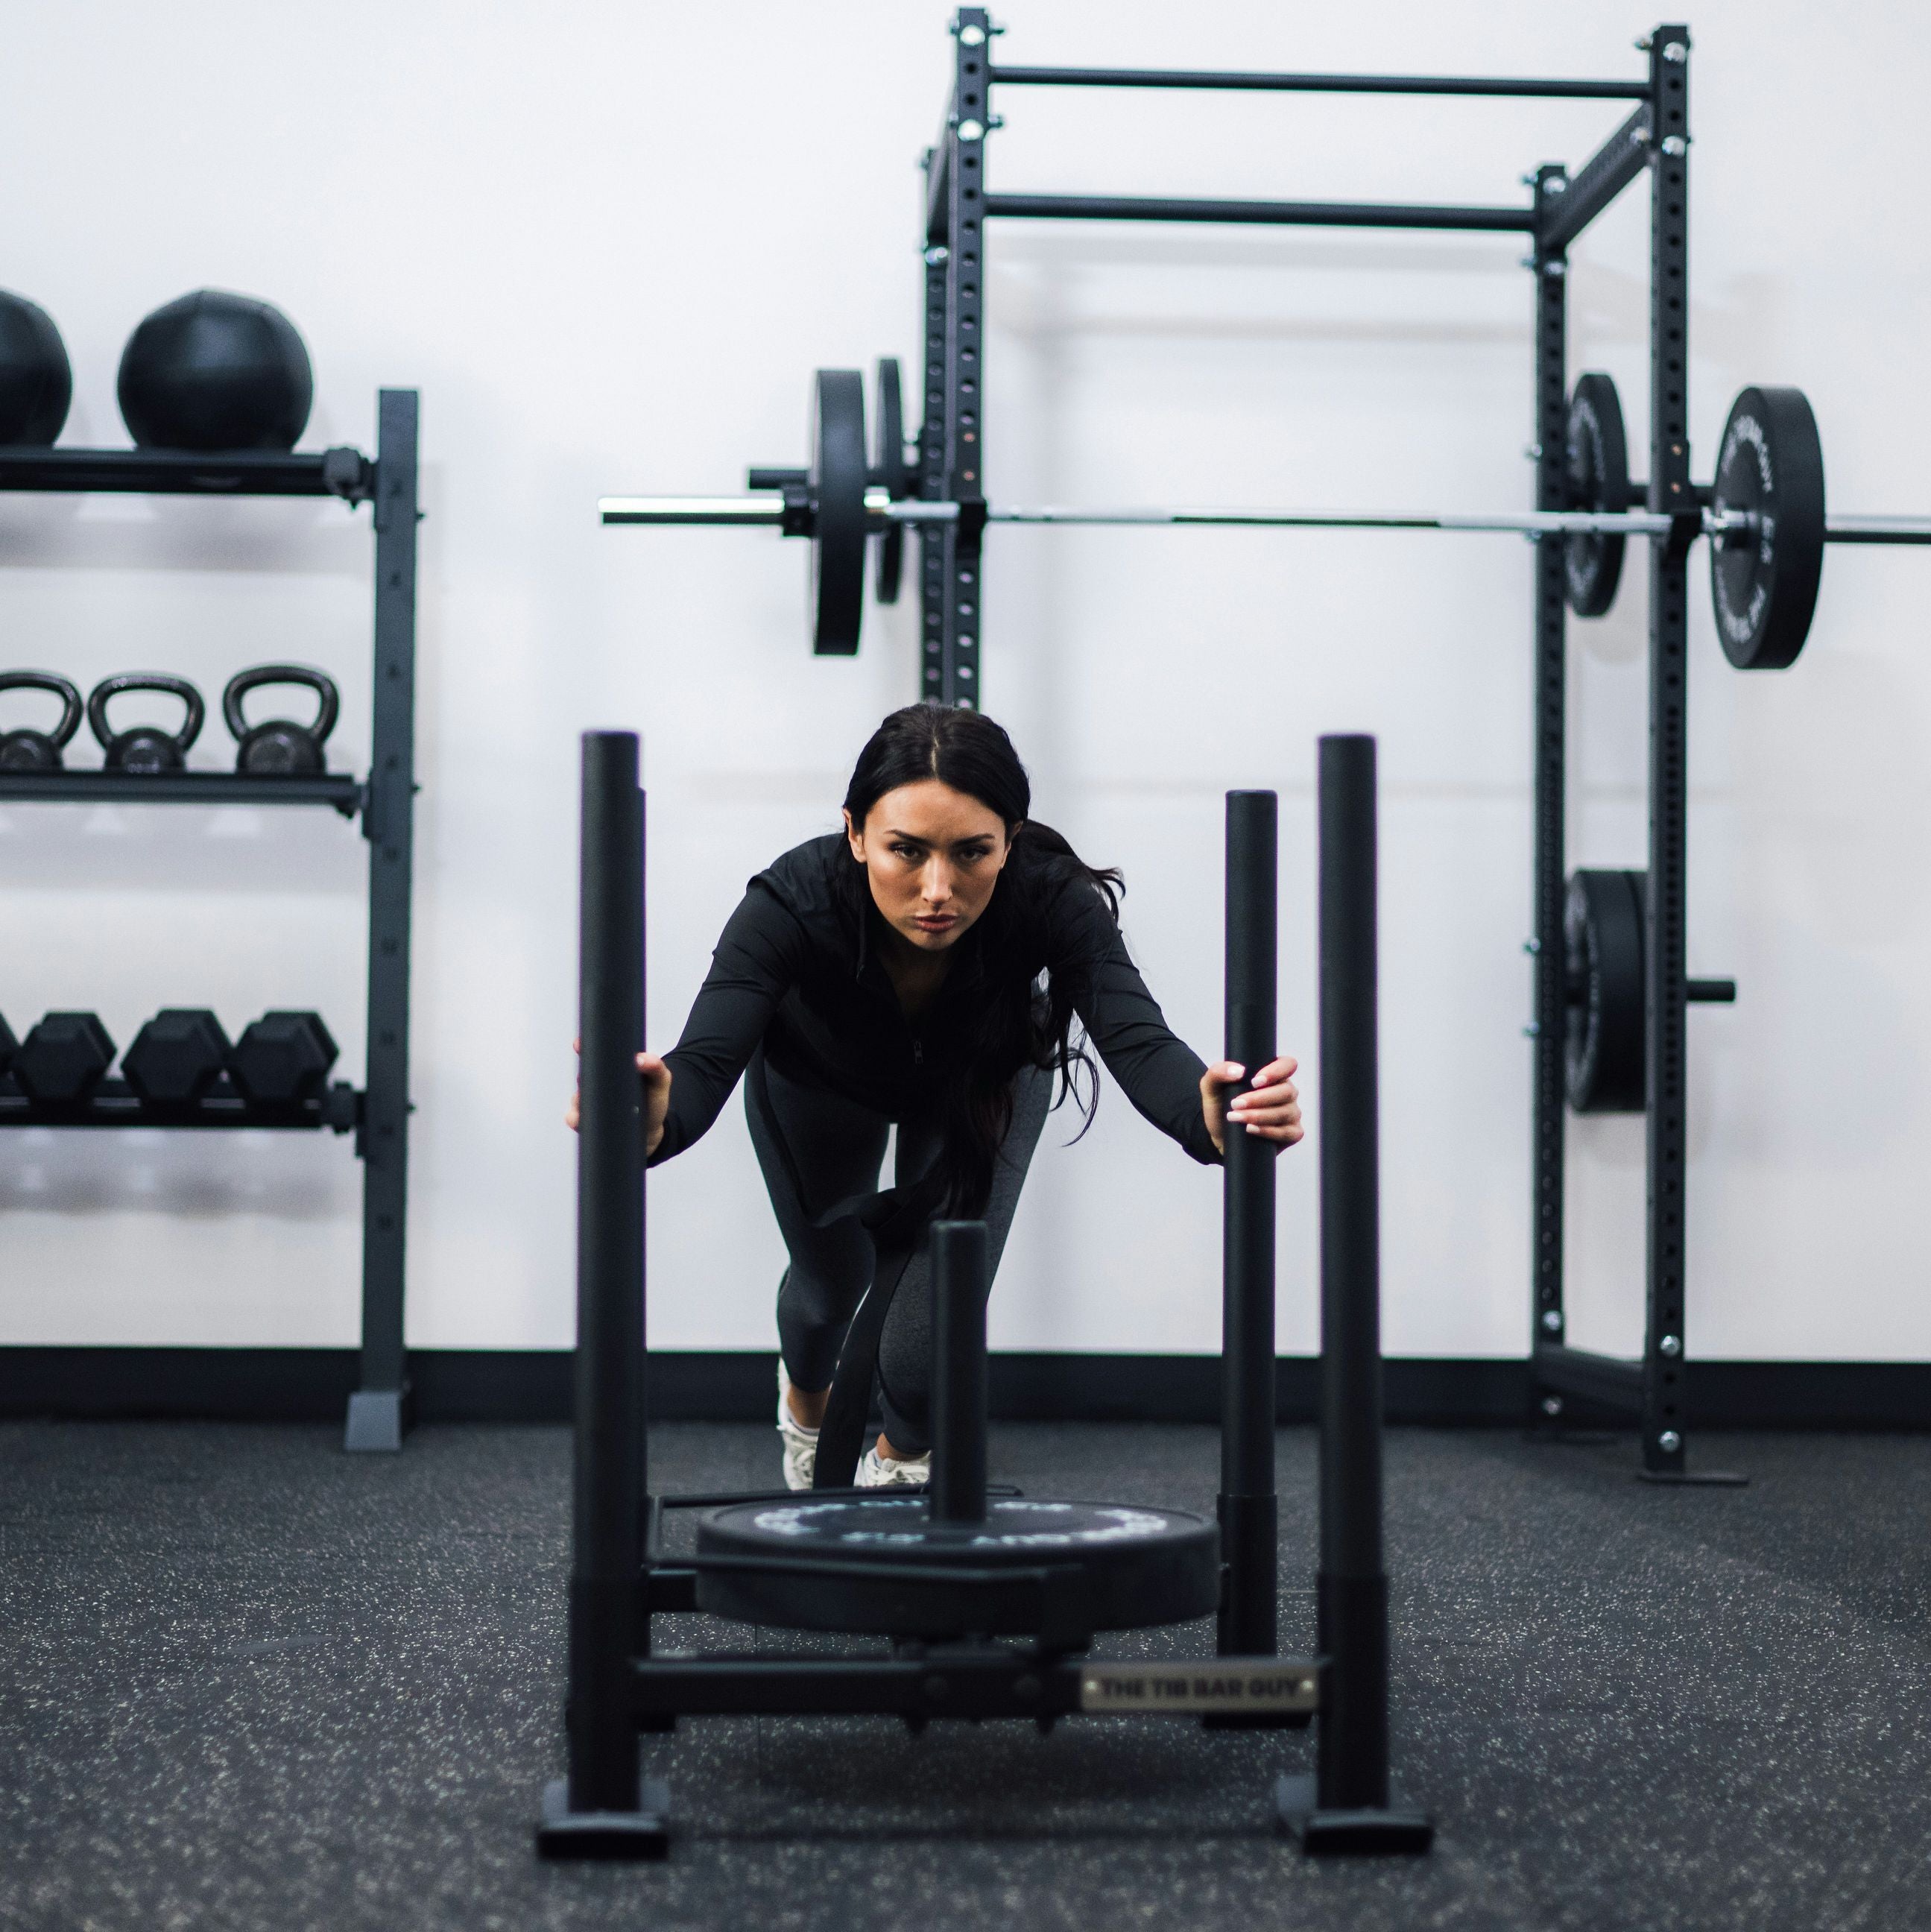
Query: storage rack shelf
0 1076 361 1132
0 773 364 812
0 391 421 1452
0 446 372 497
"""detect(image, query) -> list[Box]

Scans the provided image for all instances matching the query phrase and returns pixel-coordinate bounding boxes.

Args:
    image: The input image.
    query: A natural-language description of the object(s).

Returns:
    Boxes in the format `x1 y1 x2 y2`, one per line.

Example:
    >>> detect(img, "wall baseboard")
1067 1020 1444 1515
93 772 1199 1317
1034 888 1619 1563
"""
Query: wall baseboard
1 1347 1927 1430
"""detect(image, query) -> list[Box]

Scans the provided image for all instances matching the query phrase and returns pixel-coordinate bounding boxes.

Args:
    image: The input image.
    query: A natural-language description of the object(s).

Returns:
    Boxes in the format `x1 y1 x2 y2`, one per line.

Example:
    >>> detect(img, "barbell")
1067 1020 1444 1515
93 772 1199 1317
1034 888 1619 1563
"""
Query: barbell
1560 372 1931 669
601 362 1931 664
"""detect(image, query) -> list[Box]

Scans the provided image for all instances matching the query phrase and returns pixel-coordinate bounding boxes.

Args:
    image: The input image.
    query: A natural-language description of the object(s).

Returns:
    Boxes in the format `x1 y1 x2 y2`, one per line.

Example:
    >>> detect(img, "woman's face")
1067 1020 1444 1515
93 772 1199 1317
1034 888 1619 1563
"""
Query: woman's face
845 779 1014 954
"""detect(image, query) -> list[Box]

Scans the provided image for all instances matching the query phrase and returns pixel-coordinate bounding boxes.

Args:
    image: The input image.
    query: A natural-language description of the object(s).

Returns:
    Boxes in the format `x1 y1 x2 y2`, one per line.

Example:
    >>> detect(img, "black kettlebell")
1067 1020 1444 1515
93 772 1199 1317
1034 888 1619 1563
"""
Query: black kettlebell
223 664 338 775
87 674 205 774
0 672 83 771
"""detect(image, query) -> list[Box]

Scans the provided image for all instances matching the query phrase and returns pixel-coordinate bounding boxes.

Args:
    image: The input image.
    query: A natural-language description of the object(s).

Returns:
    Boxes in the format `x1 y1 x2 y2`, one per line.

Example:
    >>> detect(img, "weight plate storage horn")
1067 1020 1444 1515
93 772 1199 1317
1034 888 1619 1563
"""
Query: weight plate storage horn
1564 372 1630 618
811 369 869 655
1709 386 1827 671
694 1494 1221 1639
1564 867 1646 1114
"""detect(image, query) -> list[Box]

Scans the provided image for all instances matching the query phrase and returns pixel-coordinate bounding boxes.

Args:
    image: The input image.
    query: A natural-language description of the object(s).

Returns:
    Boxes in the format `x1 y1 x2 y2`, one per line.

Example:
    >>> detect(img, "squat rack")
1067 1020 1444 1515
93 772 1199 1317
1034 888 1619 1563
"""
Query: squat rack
917 16 1714 1478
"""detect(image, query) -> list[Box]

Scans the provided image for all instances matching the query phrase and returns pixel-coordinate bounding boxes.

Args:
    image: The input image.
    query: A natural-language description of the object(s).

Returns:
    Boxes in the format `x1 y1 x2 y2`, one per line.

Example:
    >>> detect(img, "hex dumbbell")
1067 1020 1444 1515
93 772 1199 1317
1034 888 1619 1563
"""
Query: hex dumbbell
122 1008 233 1104
13 1011 117 1102
227 1011 338 1103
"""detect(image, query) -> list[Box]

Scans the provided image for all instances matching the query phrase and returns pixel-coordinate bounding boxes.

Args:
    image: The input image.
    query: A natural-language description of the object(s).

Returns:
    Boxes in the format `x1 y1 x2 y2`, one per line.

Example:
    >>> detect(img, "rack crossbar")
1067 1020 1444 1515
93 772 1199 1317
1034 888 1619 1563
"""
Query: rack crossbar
985 192 1535 232
1540 106 1653 251
990 66 1650 101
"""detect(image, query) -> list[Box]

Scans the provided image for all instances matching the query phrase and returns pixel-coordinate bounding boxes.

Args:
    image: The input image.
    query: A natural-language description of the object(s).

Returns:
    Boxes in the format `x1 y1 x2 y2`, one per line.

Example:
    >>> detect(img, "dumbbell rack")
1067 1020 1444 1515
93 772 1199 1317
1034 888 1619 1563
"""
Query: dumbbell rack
0 393 421 1453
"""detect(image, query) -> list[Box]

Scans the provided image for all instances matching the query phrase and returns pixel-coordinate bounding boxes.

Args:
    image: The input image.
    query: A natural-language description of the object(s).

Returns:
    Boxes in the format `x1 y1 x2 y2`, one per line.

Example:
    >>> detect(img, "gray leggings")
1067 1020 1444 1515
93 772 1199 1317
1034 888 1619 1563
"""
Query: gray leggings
745 1050 1052 1453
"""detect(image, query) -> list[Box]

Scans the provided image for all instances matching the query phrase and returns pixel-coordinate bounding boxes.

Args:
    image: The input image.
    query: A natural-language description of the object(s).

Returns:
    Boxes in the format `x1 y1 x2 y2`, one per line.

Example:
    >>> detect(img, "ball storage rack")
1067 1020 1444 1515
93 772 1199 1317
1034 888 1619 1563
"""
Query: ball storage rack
534 730 1430 1858
0 397 423 1453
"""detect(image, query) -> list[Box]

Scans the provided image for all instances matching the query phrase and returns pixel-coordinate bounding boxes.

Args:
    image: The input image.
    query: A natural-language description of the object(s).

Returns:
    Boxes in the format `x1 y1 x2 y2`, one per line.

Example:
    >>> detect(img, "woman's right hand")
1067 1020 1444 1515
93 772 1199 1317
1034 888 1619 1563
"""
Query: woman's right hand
567 1042 674 1159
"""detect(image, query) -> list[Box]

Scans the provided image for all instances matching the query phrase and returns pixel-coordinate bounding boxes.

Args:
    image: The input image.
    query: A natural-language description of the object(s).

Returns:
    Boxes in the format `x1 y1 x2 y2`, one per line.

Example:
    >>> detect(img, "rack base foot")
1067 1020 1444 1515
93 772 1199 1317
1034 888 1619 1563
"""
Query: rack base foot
1274 1772 1435 1854
344 1387 408 1453
1637 1467 1749 1487
536 1778 671 1860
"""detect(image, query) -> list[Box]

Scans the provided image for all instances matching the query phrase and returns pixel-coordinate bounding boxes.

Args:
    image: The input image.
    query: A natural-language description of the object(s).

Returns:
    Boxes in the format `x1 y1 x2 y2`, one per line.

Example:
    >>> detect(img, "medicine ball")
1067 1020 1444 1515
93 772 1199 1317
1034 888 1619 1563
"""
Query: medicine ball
116 289 313 452
0 291 72 445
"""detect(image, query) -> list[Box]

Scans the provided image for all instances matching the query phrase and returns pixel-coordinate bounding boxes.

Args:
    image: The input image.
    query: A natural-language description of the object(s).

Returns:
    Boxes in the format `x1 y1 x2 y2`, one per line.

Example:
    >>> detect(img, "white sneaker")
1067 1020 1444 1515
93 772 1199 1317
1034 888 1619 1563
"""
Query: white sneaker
776 1360 820 1492
856 1442 932 1489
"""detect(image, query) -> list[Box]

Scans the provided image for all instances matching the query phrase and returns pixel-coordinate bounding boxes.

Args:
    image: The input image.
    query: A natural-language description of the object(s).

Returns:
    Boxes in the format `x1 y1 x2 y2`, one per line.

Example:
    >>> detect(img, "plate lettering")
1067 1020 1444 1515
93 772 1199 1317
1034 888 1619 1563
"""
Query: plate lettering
1078 1661 1318 1714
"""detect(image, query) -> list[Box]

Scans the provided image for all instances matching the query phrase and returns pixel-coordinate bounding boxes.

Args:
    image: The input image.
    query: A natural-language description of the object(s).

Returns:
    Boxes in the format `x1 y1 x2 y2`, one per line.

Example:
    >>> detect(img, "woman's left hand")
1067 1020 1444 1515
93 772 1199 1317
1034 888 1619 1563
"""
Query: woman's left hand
1201 1057 1302 1155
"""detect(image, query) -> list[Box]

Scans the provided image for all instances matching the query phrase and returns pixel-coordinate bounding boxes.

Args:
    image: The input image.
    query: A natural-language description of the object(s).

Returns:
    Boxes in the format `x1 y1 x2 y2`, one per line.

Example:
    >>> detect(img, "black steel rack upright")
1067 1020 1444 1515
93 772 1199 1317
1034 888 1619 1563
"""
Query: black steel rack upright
917 18 1722 1478
0 392 422 1452
1520 34 1734 1483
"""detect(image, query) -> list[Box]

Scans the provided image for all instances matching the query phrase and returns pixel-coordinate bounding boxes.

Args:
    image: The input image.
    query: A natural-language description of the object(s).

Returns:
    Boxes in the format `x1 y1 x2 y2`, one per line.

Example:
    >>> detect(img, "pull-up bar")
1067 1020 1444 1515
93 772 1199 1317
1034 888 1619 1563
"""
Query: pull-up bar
988 65 1652 101
984 192 1537 232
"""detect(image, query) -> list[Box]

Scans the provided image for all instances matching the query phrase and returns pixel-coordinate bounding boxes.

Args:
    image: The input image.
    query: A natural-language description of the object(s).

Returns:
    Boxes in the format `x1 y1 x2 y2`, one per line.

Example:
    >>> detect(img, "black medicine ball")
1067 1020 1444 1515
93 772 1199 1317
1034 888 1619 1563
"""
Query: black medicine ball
0 290 73 445
117 289 314 452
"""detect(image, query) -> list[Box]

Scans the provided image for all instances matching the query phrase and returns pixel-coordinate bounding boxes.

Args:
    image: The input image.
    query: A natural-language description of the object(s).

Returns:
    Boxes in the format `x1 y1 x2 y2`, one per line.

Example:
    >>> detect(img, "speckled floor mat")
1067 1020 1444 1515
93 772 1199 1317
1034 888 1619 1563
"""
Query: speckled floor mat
4 1418 1927 1931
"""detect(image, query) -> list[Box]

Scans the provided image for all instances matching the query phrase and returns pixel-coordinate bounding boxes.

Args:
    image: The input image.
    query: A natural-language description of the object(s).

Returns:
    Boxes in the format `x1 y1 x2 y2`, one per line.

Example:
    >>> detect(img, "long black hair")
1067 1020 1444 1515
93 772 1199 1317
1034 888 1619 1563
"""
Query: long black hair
841 703 1122 1215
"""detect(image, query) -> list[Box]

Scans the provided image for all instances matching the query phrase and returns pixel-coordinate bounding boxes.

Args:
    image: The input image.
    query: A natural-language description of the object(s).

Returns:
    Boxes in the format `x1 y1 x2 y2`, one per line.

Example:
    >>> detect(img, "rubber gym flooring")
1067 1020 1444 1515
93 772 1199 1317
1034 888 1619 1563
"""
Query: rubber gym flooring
4 1418 1927 1932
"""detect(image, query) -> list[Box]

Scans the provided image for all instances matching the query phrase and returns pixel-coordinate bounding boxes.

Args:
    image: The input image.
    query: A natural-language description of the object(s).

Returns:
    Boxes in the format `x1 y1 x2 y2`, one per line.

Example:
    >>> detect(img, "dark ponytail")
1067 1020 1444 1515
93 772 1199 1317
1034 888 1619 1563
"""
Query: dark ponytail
842 703 1121 1214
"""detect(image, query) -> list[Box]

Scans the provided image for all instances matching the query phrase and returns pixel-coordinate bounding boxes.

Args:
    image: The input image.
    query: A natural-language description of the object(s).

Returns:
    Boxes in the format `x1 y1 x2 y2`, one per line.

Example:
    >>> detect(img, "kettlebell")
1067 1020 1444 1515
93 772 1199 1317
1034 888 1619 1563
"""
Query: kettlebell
0 672 83 771
222 664 338 775
87 674 205 774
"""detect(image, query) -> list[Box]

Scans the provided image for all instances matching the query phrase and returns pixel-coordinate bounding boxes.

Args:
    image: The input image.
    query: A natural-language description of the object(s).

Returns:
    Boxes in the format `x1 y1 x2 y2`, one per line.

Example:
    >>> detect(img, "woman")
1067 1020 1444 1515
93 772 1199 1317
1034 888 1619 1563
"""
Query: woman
570 704 1301 1490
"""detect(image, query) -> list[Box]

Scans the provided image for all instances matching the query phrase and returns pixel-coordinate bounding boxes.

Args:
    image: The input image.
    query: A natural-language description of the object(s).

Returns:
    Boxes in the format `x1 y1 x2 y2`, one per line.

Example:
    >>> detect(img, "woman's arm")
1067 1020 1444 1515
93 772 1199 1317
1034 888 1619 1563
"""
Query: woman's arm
565 1049 671 1153
1058 878 1300 1163
651 883 809 1164
567 880 806 1164
1198 1055 1301 1154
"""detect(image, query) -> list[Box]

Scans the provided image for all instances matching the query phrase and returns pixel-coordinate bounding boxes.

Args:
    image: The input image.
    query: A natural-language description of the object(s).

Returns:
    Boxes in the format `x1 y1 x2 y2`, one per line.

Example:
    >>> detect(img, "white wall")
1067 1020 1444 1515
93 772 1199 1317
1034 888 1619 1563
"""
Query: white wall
2 1 1927 1362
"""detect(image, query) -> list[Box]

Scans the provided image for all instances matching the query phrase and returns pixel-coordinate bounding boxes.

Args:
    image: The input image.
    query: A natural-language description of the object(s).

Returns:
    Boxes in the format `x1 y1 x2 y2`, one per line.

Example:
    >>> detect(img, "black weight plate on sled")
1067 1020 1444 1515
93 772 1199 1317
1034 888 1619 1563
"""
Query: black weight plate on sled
695 1494 1220 1638
1564 372 1630 617
1564 868 1646 1114
812 369 868 655
1709 385 1826 670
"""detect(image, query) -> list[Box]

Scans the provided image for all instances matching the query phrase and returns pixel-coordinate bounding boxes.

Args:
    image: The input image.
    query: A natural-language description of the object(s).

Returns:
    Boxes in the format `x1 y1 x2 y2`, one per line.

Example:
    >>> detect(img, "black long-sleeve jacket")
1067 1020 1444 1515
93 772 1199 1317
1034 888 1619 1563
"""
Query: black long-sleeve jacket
651 833 1217 1169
